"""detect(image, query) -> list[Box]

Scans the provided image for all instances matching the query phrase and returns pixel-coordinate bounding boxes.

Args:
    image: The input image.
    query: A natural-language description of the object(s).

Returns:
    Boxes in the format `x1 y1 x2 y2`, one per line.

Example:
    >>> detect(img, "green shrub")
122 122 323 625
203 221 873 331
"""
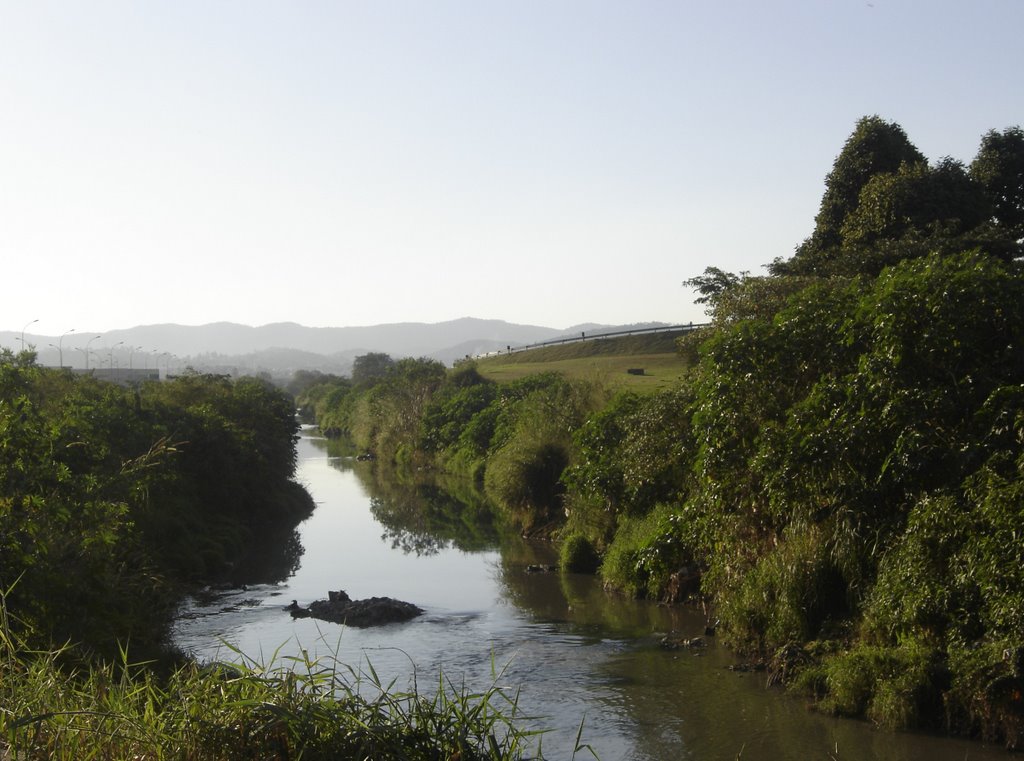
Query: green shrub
484 439 568 531
559 533 600 574
815 641 947 730
0 358 312 657
946 640 1024 747
718 527 848 653
564 386 694 523
601 504 694 599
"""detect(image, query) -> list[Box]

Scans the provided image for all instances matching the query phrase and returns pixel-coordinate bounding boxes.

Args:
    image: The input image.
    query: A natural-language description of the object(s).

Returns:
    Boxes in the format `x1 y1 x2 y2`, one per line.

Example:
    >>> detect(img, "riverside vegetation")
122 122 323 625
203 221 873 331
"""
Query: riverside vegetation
0 353 549 759
298 118 1024 747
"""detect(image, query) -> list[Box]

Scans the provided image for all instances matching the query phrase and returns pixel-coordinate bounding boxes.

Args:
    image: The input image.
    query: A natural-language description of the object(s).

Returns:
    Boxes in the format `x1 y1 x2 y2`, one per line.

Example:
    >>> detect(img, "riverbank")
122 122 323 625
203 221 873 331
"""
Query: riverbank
170 432 1015 760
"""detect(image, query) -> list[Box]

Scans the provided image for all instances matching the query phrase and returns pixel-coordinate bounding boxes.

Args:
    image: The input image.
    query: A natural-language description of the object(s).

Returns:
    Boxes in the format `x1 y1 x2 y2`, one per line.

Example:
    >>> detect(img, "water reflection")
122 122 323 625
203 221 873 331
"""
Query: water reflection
351 465 501 555
225 521 305 586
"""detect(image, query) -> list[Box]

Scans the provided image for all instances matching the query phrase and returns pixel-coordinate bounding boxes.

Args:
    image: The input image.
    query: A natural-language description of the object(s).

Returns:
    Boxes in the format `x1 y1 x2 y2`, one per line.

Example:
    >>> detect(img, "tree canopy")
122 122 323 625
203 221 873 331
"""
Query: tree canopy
776 117 1023 277
971 126 1024 242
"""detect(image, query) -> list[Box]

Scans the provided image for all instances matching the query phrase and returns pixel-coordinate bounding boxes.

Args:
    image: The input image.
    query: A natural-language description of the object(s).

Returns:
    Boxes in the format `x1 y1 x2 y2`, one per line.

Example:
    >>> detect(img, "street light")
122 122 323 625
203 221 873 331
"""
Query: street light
109 341 124 380
82 335 102 370
54 328 75 368
19 319 38 351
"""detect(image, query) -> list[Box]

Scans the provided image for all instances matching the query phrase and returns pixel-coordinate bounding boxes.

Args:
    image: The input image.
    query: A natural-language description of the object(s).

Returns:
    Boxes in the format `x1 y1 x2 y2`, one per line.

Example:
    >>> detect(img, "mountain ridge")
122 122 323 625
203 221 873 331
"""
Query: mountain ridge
4 318 675 375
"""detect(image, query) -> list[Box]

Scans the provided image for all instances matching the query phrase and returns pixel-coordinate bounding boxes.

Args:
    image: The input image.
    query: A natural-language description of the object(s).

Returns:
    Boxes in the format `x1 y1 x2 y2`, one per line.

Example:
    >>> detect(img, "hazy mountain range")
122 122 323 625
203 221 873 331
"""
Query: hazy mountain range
4 317 673 377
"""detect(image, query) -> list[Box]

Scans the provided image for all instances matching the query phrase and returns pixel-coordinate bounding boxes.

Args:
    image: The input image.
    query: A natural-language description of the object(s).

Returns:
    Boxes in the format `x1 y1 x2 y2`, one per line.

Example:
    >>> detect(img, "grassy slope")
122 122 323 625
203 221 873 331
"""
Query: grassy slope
472 330 691 392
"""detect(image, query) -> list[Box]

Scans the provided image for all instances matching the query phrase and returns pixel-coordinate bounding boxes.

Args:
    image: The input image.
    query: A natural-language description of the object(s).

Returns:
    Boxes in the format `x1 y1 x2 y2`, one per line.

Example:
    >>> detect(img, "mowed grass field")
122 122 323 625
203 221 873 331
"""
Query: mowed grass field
472 330 696 392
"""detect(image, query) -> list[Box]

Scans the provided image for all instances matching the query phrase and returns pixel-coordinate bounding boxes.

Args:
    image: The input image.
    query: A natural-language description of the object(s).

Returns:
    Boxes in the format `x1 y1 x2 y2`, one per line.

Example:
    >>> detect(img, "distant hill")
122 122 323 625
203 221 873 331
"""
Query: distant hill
3 318 674 378
102 318 568 357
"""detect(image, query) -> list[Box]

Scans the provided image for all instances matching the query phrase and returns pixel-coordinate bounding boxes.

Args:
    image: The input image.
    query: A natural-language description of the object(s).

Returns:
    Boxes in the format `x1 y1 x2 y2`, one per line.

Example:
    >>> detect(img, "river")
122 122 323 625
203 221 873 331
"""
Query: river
172 430 1009 760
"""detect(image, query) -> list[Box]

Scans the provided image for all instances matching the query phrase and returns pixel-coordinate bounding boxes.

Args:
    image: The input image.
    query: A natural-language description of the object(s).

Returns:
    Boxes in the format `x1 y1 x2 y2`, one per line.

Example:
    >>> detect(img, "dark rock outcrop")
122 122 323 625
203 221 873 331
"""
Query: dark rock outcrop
286 590 422 627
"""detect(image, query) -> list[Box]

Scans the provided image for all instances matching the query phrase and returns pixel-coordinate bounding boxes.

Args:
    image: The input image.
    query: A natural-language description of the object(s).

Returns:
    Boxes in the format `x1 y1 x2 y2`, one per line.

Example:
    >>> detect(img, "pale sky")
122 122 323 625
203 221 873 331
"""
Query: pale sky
2 1 1022 335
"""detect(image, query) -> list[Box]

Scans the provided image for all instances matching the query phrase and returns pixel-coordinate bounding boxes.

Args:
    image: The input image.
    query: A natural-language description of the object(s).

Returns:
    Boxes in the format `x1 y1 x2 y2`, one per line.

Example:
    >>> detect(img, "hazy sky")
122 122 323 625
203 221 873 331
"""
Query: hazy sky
2 1 1022 334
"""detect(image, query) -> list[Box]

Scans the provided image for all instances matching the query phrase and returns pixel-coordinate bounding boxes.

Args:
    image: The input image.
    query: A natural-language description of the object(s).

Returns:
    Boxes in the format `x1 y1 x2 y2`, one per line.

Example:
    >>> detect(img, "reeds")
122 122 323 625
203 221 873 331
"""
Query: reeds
0 599 579 760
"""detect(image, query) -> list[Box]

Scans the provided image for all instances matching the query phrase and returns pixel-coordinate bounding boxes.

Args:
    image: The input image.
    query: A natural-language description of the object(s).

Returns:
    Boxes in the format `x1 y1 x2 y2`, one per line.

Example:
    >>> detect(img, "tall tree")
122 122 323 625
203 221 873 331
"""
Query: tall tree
779 116 924 275
352 352 395 387
970 126 1024 245
774 118 1021 277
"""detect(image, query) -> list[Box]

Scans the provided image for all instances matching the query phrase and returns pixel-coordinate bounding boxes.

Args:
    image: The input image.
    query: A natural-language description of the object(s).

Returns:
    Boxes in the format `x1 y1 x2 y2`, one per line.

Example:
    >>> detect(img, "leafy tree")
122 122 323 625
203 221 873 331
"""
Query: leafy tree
776 118 1019 277
565 386 693 522
349 358 447 461
297 376 355 433
682 266 742 312
674 249 1024 657
697 273 824 325
352 352 395 387
970 126 1024 245
286 369 345 398
839 158 989 248
782 116 924 274
0 357 163 649
419 381 497 455
564 391 646 513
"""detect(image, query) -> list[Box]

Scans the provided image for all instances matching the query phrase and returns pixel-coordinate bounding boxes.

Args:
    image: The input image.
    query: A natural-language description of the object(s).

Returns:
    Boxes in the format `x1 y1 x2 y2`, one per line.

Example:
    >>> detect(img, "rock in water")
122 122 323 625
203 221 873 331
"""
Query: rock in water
288 592 422 627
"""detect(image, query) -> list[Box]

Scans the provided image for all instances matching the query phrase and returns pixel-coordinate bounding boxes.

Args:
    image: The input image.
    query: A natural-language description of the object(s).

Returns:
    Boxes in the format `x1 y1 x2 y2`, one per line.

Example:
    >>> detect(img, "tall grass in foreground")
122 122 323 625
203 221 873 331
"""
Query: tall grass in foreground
1 601 594 760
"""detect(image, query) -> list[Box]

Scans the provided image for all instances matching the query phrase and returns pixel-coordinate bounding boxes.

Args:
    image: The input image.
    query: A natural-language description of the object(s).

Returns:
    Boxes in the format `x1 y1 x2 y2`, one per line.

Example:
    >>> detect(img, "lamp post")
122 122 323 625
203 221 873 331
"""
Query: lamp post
83 335 102 370
19 319 38 351
109 341 124 380
56 328 75 368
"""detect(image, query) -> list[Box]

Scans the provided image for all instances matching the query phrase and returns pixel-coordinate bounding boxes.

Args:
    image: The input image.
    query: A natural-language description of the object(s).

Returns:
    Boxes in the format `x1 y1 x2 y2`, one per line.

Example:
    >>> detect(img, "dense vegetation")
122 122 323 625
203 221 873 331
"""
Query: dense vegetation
0 351 314 658
299 117 1024 745
1 353 548 759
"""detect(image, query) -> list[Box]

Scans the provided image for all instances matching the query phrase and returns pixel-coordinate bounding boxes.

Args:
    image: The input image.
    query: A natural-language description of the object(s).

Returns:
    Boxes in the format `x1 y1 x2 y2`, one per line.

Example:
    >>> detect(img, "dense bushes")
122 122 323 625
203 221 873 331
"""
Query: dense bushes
676 251 1024 740
299 366 600 533
559 533 600 574
599 503 696 600
0 352 312 657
